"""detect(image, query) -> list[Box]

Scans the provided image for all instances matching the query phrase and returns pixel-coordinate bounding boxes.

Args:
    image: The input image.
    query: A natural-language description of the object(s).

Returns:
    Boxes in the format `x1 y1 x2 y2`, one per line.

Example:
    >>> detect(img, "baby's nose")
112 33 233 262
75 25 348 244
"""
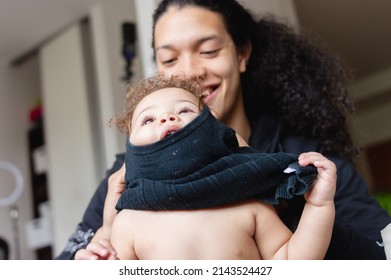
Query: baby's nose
159 112 178 123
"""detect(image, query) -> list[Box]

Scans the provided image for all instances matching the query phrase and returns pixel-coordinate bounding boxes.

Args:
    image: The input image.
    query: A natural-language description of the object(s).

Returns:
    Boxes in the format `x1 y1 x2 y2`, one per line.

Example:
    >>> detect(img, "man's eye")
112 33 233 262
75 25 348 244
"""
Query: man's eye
161 58 176 65
201 49 219 57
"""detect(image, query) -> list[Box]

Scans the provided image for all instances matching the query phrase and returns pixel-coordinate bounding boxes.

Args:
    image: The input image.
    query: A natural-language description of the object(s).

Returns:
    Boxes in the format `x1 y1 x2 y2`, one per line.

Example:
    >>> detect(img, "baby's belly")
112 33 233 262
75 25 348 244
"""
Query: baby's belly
131 208 262 260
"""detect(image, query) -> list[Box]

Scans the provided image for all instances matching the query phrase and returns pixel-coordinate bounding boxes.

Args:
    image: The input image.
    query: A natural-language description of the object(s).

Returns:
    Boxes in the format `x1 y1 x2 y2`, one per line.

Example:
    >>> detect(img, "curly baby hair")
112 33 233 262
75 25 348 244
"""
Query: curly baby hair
110 73 205 134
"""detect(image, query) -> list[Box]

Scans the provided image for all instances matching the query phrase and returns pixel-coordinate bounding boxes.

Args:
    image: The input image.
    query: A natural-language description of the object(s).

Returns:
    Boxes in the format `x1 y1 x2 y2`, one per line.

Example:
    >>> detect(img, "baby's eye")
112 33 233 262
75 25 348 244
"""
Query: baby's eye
178 107 195 114
142 117 154 125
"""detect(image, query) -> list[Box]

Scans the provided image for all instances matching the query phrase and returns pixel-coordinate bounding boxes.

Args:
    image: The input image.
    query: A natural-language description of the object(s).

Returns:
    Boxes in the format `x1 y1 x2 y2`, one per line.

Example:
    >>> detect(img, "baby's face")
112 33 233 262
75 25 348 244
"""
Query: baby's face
130 88 200 146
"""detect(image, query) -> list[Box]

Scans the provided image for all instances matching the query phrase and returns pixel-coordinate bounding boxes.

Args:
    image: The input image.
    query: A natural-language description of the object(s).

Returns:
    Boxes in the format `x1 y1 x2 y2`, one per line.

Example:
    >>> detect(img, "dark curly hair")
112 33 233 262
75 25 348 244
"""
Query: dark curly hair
247 18 357 160
110 73 205 134
153 0 358 161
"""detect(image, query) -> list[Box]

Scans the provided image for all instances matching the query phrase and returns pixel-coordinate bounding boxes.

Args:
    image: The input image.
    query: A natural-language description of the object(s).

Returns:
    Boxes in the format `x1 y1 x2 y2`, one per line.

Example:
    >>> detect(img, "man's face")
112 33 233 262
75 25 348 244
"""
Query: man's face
154 6 249 124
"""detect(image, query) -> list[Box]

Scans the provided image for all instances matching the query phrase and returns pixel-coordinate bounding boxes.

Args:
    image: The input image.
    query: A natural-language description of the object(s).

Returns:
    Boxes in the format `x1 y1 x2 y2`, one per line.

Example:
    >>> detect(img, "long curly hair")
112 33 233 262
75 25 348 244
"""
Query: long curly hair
153 0 358 160
244 17 358 160
110 73 205 134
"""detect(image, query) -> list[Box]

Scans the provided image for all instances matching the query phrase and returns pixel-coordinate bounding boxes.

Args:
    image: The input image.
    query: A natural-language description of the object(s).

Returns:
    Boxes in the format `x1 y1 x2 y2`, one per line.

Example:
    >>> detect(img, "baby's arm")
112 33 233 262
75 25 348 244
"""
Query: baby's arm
111 210 138 260
288 152 336 259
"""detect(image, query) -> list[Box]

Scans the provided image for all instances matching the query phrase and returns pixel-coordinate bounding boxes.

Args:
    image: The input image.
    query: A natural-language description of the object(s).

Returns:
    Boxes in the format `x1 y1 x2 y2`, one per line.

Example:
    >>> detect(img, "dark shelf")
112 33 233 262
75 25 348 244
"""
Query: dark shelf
27 119 52 260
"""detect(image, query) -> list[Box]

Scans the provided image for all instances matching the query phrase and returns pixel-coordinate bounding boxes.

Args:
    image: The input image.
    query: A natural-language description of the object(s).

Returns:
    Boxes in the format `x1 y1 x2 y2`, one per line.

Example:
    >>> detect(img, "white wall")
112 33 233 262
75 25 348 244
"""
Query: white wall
89 0 143 170
134 0 159 78
40 24 101 256
0 58 38 260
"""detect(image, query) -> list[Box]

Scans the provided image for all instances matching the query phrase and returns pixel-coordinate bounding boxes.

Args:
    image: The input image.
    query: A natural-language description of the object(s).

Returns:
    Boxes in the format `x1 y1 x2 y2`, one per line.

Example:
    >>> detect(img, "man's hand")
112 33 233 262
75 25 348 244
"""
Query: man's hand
75 163 126 260
74 238 118 260
103 163 126 233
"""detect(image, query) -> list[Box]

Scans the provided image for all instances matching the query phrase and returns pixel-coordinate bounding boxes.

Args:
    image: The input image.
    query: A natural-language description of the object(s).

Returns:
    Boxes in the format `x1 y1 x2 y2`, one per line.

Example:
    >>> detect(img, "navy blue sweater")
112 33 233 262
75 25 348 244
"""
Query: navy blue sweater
117 108 316 210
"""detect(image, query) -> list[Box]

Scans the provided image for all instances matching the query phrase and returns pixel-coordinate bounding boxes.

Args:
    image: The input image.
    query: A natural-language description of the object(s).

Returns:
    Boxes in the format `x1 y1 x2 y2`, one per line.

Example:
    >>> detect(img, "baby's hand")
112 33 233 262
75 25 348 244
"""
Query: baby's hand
298 152 337 207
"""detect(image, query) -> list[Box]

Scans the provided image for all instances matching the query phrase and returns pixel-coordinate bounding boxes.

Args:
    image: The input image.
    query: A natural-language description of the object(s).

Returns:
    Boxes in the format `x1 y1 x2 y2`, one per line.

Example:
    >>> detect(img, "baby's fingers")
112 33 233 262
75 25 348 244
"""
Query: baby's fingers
299 152 336 176
298 152 323 165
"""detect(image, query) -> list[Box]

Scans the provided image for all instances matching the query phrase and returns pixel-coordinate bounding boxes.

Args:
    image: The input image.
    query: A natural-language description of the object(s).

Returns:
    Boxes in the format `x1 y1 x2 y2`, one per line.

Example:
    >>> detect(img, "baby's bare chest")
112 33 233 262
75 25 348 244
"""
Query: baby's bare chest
129 206 261 259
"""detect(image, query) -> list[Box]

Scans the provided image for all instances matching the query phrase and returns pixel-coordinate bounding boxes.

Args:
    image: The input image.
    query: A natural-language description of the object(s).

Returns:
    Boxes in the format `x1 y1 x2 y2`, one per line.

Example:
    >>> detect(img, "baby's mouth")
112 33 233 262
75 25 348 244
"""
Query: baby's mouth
161 127 179 139
165 131 176 137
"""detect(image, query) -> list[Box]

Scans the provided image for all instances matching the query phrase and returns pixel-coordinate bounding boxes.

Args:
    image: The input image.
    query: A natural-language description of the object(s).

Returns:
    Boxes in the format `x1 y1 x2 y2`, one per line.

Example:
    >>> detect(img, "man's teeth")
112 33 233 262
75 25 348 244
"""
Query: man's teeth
202 88 213 97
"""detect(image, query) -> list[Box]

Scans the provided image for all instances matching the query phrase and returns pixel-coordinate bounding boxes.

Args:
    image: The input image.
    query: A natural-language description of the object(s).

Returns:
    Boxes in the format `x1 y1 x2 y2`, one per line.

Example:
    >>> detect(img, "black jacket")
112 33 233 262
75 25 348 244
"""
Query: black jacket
55 115 390 260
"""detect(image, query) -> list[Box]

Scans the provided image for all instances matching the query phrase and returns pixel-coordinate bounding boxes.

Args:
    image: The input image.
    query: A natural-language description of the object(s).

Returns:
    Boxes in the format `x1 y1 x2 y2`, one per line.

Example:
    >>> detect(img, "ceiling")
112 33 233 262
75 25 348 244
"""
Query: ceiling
294 0 391 80
0 0 104 64
1 0 390 81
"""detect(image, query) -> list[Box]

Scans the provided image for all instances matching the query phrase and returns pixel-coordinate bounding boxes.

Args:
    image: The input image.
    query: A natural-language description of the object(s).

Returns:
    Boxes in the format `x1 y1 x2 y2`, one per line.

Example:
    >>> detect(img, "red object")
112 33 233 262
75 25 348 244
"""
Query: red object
29 106 43 122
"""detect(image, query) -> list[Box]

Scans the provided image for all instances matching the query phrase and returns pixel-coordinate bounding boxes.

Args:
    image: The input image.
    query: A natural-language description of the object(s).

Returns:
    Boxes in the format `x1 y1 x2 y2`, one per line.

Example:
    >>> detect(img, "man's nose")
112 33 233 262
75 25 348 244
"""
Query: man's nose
159 112 178 123
178 56 207 80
